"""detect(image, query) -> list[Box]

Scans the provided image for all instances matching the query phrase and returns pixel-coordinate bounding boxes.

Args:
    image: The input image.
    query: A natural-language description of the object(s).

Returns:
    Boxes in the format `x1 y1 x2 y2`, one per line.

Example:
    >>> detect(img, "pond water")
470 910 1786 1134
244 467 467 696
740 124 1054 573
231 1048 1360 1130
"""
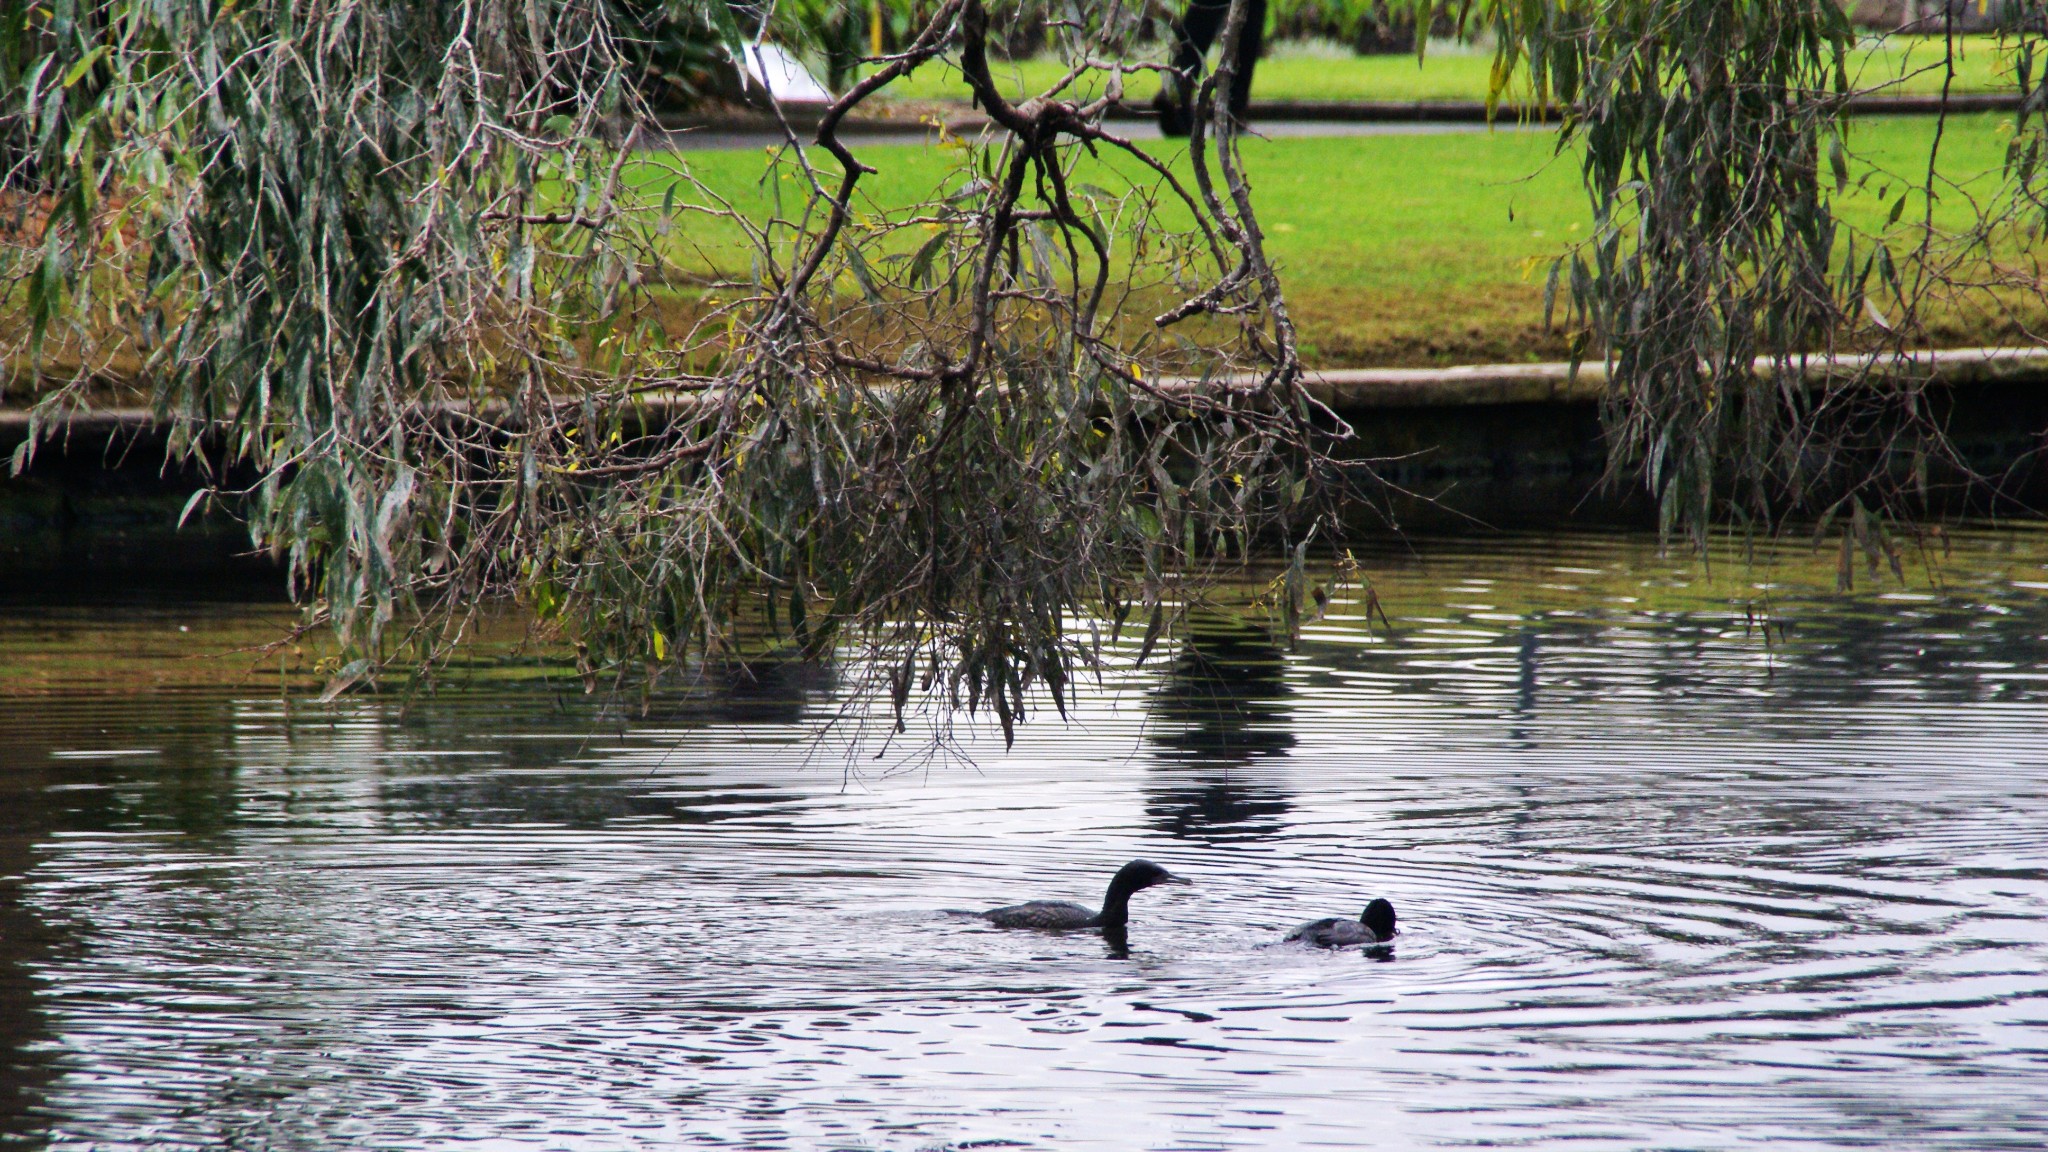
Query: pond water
4 530 2048 1150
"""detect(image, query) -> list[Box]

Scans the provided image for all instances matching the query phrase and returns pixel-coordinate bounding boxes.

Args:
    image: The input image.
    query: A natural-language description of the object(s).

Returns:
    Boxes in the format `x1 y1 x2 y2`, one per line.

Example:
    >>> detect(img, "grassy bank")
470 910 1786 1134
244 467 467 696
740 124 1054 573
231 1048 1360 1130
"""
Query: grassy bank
662 112 2025 367
6 112 2029 403
878 35 2021 108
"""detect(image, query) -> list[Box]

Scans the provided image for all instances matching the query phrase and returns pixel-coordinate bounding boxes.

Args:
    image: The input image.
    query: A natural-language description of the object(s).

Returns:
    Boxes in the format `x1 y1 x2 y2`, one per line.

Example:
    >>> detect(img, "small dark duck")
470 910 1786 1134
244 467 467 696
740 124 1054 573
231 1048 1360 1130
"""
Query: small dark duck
1283 897 1397 948
979 859 1188 931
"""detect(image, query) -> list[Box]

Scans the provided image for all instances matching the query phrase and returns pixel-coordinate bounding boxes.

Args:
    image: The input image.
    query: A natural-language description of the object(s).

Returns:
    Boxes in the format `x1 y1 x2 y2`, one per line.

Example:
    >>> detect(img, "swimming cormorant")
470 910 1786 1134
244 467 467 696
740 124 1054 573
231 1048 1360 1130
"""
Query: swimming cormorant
980 859 1187 931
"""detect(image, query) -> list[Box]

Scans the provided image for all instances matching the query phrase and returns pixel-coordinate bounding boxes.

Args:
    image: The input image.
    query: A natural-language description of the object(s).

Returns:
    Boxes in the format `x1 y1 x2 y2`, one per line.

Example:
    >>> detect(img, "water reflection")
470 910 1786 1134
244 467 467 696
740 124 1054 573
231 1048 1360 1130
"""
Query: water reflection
694 658 835 727
2 530 2047 1150
1101 922 1132 960
375 771 791 830
0 770 57 1149
0 690 257 1149
1144 617 1295 842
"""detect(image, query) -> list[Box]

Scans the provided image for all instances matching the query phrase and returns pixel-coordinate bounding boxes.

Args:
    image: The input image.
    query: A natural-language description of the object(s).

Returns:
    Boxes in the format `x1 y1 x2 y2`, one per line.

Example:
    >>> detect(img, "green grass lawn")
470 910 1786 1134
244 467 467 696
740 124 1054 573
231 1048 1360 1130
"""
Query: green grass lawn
659 112 2023 367
876 35 2021 107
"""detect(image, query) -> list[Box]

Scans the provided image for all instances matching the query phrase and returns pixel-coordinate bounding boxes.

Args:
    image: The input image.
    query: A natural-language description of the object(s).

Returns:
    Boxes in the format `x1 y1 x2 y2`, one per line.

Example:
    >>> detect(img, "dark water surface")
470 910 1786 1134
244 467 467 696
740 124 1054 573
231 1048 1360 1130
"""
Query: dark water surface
4 531 2048 1150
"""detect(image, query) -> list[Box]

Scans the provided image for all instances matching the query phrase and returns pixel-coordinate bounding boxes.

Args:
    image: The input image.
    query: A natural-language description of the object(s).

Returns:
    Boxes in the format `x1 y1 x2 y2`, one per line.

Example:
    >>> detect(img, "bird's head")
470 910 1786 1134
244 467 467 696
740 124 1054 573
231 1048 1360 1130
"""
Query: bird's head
1114 859 1188 893
1362 897 1397 941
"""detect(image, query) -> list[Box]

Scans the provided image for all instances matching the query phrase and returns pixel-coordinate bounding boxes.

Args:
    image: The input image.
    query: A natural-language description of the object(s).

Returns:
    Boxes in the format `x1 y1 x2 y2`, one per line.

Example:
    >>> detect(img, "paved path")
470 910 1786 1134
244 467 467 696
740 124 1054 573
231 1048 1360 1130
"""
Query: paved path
663 91 2015 152
662 117 1539 152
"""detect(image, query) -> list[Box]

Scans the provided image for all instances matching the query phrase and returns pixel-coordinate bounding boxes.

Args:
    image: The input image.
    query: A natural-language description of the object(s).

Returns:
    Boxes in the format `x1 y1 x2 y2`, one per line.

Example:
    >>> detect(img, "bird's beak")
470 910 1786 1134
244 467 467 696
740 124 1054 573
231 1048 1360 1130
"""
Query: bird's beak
1164 872 1193 886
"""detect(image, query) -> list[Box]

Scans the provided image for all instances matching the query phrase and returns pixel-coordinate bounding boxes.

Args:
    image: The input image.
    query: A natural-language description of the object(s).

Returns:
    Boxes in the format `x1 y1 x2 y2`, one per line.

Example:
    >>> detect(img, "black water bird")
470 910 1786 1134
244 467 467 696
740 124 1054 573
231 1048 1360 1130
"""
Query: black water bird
979 860 1188 931
1283 897 1397 948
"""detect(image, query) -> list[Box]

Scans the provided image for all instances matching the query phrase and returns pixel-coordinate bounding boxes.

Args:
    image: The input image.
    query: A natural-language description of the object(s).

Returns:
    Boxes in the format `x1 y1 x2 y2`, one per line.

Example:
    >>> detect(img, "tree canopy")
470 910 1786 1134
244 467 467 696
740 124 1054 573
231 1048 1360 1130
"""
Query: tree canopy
4 0 1331 735
5 0 2045 723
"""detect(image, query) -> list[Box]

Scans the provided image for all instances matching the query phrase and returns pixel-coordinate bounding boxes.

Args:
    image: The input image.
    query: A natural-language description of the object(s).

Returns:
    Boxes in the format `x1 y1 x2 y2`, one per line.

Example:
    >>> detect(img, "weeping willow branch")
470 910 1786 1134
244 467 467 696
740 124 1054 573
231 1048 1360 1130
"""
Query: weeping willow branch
3 0 1339 741
1403 0 2020 545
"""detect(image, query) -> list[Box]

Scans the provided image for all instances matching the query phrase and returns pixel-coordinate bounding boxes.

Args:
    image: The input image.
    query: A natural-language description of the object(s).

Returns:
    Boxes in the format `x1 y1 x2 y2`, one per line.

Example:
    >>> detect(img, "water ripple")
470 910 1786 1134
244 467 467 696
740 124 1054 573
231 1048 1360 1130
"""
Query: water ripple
2 529 2047 1148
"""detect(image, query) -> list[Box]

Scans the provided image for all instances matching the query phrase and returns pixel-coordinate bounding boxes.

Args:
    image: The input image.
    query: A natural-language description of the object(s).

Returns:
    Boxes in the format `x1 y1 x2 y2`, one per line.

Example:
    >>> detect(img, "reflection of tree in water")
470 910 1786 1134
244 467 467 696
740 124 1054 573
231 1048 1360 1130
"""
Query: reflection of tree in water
571 658 833 731
375 771 797 831
0 769 59 1148
374 663 829 831
672 659 835 728
1315 584 2048 732
0 693 254 1147
1144 618 1295 842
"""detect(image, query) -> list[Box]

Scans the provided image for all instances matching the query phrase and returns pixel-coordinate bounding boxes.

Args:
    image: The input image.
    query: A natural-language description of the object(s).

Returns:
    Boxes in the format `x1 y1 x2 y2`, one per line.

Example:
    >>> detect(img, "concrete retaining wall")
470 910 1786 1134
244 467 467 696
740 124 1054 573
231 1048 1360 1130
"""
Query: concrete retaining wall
6 347 2047 576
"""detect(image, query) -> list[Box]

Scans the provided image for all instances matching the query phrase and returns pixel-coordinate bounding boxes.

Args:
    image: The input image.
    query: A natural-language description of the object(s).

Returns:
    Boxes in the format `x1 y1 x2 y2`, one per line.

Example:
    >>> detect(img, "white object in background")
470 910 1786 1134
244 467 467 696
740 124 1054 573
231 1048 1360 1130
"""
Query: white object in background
735 41 833 104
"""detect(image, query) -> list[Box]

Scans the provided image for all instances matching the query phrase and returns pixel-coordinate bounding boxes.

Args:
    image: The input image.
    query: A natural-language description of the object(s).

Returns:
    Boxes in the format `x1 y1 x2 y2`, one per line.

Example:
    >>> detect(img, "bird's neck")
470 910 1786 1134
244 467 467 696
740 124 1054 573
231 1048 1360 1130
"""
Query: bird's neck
1097 879 1136 927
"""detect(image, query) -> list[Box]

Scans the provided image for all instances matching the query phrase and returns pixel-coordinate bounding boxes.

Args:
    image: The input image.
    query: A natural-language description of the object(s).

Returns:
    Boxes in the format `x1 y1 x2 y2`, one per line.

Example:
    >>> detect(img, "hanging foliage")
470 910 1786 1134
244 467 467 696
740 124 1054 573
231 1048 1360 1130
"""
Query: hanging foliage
1471 0 1864 539
1397 0 2036 542
3 0 1332 739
